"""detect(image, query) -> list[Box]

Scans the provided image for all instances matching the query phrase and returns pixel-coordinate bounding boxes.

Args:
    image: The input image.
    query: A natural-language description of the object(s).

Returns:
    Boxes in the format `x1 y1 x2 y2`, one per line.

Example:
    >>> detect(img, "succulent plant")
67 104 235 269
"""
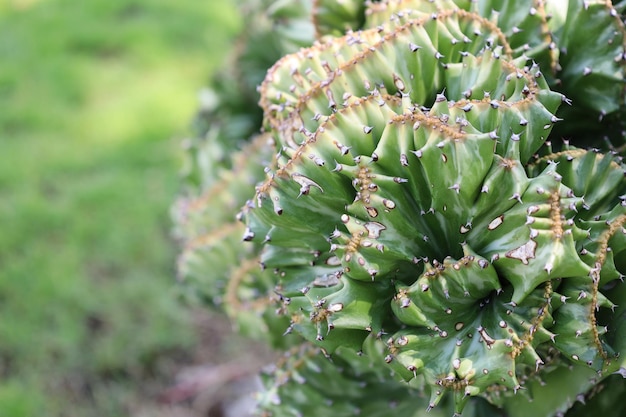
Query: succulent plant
175 0 626 416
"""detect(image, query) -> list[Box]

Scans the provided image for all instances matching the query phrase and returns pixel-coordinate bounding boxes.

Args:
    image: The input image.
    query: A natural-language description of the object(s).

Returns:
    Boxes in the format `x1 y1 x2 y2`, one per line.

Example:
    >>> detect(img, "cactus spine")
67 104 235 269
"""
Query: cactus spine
175 0 626 415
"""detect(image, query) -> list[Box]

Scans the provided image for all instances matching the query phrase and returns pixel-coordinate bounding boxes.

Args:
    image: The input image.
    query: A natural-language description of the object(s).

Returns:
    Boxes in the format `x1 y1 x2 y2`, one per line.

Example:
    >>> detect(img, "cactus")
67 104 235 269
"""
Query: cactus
175 0 626 416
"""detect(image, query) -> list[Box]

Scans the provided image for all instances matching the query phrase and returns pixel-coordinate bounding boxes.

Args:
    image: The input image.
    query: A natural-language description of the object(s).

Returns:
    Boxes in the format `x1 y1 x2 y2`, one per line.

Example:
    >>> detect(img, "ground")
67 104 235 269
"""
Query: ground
0 0 266 415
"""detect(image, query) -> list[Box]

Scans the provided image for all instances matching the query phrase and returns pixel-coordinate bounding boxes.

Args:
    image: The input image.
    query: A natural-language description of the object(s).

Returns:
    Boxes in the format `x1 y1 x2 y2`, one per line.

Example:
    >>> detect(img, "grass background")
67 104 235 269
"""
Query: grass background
0 0 241 415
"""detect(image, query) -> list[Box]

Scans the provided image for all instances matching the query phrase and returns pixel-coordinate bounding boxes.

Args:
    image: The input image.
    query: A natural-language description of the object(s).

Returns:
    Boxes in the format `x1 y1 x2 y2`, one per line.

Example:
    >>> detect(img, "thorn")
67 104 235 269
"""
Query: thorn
544 262 553 274
449 183 460 193
510 192 523 204
242 227 255 241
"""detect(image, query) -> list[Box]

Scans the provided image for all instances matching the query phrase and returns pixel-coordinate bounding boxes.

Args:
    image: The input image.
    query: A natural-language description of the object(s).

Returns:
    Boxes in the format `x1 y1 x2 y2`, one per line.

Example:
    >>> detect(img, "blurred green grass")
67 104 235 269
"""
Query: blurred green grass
0 0 240 415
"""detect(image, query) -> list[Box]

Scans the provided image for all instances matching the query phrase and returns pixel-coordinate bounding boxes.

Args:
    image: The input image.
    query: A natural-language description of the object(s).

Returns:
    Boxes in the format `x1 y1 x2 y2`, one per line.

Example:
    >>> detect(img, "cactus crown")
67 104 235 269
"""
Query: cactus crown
176 1 626 416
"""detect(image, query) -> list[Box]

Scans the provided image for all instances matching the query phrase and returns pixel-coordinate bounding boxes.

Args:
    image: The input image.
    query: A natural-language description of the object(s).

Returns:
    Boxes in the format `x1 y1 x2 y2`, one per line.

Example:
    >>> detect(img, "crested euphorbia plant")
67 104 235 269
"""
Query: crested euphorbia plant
175 0 626 415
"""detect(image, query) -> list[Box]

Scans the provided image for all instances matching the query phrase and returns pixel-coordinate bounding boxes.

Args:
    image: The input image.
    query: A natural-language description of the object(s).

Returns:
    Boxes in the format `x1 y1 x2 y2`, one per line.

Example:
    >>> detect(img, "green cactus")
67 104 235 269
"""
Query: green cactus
175 0 626 416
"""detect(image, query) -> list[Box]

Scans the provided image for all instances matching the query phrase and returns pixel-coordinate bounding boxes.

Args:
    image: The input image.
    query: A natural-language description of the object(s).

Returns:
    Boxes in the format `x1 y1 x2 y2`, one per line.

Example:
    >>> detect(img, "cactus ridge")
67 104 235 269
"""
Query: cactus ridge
182 133 273 217
366 0 626 112
587 213 626 360
260 9 522 131
312 0 366 38
257 342 465 417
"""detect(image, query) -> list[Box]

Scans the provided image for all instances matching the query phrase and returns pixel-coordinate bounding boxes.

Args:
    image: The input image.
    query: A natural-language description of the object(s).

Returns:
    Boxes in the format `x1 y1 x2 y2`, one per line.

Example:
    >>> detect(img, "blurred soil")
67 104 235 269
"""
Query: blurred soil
146 311 276 417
